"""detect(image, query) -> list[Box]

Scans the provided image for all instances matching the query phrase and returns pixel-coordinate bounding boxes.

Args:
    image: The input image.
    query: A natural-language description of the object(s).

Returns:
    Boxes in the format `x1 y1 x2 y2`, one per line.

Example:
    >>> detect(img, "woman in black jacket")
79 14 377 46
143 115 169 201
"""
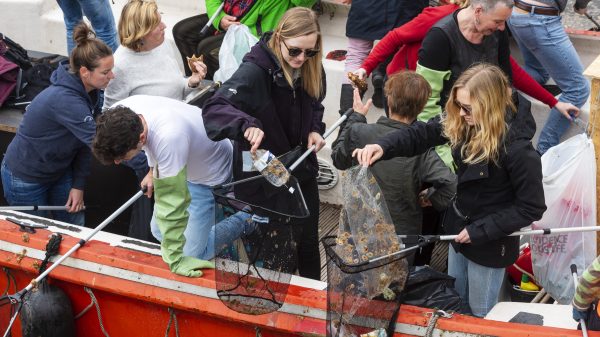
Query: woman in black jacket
202 7 326 280
354 63 546 317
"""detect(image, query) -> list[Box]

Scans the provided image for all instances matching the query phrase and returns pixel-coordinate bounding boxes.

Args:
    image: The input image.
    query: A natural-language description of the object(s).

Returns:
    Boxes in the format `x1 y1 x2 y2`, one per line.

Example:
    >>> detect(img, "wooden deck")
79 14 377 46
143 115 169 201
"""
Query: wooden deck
318 202 341 281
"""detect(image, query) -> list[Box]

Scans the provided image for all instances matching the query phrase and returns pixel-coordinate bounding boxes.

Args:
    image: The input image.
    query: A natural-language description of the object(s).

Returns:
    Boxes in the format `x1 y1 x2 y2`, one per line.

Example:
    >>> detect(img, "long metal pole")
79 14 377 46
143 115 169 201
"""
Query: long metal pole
200 2 225 36
370 225 600 265
1 189 144 337
0 205 87 211
27 189 144 292
219 109 354 189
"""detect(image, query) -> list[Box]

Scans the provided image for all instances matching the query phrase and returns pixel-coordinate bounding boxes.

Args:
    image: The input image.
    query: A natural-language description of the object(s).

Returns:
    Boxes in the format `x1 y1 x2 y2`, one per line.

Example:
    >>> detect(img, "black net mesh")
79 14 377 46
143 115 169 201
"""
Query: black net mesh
212 175 308 315
323 167 409 337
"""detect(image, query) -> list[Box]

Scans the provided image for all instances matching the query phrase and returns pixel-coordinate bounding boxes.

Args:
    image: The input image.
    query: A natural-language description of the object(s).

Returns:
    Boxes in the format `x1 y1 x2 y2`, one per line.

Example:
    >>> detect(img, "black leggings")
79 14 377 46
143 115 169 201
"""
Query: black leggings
293 178 321 280
172 14 221 79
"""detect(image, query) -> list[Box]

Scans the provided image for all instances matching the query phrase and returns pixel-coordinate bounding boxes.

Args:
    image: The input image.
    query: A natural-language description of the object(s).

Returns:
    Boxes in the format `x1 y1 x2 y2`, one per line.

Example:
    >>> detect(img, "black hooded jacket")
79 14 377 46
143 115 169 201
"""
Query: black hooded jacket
202 33 326 208
375 94 546 268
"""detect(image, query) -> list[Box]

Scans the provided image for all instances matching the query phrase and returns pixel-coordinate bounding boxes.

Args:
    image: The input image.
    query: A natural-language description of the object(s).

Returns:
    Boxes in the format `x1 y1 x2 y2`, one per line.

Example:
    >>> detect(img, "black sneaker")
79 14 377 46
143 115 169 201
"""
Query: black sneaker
372 87 384 109
371 72 385 109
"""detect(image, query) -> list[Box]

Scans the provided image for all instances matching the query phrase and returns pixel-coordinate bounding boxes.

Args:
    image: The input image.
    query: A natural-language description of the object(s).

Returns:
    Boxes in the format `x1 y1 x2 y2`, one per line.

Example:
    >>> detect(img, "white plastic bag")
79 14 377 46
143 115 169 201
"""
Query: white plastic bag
531 133 597 304
213 24 258 83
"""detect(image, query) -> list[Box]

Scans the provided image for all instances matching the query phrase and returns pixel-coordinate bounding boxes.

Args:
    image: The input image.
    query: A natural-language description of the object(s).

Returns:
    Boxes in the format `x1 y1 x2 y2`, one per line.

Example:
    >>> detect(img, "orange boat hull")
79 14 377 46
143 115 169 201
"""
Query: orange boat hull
0 216 598 337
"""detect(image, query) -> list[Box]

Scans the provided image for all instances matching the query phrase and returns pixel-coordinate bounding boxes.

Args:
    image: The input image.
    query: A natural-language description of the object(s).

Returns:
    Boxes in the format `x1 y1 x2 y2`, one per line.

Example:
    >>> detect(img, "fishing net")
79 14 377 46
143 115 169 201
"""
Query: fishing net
212 174 309 315
0 267 19 336
323 166 409 337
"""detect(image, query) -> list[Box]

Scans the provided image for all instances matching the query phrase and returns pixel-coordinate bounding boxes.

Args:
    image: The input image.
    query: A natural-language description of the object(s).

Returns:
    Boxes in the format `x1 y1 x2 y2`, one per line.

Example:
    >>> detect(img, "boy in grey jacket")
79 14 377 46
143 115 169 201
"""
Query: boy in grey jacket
332 71 456 244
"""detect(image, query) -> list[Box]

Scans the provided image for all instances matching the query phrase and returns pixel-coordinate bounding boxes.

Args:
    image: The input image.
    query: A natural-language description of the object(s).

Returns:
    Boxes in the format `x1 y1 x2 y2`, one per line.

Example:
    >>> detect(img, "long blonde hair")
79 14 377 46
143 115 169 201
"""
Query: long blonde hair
268 7 323 99
118 0 161 51
448 0 471 7
443 63 515 165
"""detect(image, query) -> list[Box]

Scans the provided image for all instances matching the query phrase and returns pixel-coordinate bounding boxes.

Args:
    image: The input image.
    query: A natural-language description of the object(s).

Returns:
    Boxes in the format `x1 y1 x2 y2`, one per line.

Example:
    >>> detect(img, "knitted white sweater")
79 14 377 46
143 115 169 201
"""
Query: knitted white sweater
103 42 194 109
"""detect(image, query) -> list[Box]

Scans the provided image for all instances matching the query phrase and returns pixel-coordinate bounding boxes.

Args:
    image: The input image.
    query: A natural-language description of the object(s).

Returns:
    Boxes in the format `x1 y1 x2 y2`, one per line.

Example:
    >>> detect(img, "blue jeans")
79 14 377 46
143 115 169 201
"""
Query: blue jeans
508 12 590 154
151 181 253 260
447 246 505 317
56 0 119 53
1 161 85 225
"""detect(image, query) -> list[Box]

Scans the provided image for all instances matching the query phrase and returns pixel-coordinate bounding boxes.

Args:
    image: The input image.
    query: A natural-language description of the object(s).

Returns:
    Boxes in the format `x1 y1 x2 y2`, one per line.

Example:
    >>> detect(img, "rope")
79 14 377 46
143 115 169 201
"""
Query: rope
424 310 453 337
38 233 62 274
165 307 180 337
75 287 110 337
1 267 16 296
255 326 262 337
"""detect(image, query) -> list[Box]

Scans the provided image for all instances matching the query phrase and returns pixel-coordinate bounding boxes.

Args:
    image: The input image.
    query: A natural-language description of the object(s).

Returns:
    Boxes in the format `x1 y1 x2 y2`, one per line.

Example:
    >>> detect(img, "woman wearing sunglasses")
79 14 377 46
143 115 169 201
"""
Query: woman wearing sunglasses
353 63 546 317
202 7 325 280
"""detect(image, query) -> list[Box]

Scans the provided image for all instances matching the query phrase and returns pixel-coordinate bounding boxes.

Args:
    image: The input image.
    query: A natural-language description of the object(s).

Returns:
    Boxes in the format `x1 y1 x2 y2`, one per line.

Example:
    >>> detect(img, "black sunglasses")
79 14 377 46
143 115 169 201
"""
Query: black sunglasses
281 40 319 58
456 101 472 115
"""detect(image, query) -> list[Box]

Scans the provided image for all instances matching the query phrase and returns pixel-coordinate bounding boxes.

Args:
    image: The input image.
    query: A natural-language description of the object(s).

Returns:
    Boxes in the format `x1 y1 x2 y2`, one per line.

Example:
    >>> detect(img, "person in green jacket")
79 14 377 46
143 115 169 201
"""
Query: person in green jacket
173 0 316 77
573 256 600 329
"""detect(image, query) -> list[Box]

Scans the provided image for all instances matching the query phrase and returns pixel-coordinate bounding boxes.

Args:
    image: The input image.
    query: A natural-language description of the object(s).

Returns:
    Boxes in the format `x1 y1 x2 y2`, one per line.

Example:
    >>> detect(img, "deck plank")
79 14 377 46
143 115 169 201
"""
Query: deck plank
318 202 341 282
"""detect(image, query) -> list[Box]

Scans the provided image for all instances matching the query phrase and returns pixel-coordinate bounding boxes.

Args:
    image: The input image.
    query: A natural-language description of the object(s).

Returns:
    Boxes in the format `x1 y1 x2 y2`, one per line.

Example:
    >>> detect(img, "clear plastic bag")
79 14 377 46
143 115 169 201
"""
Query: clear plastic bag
531 134 597 304
326 166 408 337
213 24 258 83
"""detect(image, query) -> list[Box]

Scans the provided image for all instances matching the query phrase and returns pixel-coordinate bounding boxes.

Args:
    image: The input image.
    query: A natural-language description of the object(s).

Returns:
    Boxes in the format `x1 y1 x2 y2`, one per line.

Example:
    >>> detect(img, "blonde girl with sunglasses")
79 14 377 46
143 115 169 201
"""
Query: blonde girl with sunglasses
202 7 326 280
353 63 546 317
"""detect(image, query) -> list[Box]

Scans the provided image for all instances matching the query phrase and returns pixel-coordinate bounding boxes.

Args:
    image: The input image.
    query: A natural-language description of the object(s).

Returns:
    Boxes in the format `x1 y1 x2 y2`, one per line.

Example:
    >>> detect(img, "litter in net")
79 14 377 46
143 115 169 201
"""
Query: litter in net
212 174 309 315
323 166 409 337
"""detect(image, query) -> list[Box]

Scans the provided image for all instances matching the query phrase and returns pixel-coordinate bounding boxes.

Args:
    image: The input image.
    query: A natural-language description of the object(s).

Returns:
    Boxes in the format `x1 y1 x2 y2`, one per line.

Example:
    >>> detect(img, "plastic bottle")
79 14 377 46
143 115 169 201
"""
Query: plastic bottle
520 274 540 291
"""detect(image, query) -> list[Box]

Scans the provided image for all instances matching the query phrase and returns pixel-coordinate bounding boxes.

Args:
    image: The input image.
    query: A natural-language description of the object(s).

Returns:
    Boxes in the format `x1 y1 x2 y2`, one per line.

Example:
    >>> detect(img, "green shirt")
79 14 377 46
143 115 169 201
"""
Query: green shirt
574 256 600 311
206 0 317 37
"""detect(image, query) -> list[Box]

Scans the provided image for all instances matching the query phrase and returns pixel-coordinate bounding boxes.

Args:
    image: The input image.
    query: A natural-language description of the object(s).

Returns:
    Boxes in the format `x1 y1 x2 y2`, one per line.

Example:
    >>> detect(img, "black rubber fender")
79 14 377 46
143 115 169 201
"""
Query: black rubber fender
21 280 75 337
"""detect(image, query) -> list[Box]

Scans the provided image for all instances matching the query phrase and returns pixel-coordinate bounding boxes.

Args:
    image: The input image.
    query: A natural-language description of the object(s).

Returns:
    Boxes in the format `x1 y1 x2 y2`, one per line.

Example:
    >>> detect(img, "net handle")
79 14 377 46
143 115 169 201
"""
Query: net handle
218 108 353 189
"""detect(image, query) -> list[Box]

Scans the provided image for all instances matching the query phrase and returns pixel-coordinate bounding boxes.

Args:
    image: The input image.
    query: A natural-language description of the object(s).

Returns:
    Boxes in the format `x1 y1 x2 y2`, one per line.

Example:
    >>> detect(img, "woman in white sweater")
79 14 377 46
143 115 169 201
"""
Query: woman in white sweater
103 0 207 109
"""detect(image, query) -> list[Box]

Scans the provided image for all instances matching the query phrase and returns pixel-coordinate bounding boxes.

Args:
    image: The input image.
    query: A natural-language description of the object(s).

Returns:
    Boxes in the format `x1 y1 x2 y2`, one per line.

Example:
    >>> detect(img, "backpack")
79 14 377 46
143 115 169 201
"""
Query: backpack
0 33 32 70
0 56 19 107
0 33 68 109
6 55 67 109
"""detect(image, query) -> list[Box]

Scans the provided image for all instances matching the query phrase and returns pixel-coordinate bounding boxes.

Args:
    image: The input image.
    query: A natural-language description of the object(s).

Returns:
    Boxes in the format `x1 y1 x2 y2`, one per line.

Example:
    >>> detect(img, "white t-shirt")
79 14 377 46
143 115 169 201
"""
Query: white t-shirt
103 42 193 109
114 95 232 186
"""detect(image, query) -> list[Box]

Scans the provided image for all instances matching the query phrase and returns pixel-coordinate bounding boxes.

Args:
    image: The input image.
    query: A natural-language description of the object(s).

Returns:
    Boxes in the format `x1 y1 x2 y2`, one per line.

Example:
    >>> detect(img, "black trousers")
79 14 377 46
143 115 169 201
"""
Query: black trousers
293 177 321 280
172 14 221 79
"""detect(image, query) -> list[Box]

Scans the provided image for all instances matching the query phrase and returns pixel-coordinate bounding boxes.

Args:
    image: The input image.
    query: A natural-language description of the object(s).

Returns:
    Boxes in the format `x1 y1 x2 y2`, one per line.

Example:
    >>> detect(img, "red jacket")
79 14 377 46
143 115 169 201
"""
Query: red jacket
360 4 558 108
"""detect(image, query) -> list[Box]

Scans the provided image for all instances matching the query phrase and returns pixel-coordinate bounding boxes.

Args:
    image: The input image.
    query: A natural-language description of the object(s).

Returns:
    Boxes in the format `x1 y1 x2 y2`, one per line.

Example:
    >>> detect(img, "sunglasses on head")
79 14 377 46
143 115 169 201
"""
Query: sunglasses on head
456 101 472 115
281 40 319 58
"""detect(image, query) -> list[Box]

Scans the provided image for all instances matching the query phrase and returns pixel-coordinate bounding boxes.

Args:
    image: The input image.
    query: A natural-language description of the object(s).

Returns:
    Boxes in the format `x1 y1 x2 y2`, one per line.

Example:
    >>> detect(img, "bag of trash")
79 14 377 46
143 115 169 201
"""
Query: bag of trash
397 266 464 312
531 134 597 304
213 24 258 83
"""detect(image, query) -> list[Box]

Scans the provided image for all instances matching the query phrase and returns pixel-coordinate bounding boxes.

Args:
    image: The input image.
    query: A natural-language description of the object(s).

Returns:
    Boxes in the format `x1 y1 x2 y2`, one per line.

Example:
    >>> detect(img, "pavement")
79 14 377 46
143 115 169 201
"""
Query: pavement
563 0 600 31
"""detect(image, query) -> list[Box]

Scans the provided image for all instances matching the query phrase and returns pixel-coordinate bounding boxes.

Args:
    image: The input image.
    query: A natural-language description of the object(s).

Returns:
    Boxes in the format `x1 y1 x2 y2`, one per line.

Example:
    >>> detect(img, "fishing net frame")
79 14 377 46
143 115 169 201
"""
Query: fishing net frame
322 235 410 337
321 167 411 337
211 174 310 315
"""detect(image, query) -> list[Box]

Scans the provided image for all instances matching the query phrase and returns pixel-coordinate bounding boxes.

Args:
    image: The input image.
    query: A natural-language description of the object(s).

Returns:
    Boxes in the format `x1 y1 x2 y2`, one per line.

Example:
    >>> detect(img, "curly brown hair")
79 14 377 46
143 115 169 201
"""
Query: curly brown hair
92 106 143 165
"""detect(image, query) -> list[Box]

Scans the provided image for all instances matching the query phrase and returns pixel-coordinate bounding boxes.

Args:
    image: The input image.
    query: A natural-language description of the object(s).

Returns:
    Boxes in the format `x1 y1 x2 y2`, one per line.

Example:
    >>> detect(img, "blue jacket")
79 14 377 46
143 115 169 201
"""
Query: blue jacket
4 63 98 189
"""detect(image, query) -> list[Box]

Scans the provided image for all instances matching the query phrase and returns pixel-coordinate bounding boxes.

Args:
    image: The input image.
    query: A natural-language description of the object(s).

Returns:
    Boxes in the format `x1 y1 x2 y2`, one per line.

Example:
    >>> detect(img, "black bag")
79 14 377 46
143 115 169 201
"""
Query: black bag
0 33 32 70
6 55 67 109
398 266 466 313
585 301 600 331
